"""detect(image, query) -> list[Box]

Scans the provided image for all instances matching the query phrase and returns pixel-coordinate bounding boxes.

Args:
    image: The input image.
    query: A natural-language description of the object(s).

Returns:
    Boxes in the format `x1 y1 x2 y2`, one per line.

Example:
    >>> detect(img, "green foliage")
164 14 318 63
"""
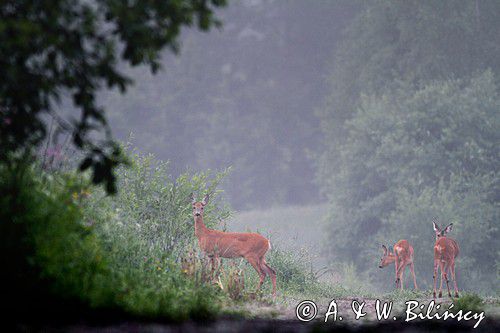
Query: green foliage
83 150 231 318
0 0 226 193
380 176 498 292
266 244 315 294
319 0 500 148
321 72 500 292
0 162 111 319
87 150 231 256
0 151 232 321
319 0 500 297
453 293 485 314
2 148 333 322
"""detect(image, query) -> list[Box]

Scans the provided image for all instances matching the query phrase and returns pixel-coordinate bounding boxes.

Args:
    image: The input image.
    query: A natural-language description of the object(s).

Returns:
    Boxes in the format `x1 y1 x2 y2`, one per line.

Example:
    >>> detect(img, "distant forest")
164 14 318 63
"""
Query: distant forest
100 0 359 209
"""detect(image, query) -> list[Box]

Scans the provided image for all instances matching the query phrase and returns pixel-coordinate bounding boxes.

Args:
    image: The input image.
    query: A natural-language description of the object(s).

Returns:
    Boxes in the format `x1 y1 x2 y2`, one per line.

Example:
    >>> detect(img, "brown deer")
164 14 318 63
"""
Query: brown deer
433 221 460 298
379 240 418 290
190 193 277 296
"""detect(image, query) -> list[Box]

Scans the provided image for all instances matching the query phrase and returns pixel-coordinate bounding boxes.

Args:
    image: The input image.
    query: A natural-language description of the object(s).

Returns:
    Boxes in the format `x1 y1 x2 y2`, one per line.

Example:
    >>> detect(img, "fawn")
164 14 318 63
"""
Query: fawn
379 240 418 290
433 221 459 298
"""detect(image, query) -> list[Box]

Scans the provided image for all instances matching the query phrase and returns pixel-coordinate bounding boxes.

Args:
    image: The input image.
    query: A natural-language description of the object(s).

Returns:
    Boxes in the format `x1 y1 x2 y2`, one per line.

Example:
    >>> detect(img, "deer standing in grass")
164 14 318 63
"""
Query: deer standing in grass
433 221 459 299
379 240 418 290
190 193 277 296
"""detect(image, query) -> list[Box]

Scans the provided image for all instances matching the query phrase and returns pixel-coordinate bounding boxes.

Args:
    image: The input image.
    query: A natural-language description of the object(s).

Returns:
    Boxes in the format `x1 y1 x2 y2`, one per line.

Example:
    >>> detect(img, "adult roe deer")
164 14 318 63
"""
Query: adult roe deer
379 240 418 290
433 221 460 298
190 193 277 296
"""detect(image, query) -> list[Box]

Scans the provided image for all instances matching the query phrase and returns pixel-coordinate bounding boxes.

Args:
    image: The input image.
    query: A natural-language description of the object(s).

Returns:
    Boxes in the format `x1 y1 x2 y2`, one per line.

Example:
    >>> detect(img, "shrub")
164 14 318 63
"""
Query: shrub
0 162 111 321
453 293 485 314
1 150 232 322
82 150 231 319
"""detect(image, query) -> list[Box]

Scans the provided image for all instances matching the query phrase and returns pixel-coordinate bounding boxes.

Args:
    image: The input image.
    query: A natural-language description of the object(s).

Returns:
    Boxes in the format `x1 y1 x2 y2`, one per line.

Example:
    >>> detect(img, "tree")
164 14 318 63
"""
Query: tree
318 0 500 176
322 72 499 290
0 0 226 193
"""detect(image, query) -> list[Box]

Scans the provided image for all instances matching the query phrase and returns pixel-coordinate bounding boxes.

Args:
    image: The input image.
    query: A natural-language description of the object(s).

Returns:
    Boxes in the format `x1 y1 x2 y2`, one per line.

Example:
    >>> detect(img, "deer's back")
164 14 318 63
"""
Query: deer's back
199 230 270 259
394 239 413 260
434 237 459 260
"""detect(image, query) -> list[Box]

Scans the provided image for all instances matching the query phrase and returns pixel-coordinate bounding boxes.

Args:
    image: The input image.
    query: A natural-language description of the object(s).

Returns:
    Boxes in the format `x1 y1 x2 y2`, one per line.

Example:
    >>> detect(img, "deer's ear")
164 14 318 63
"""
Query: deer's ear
382 245 387 254
189 193 196 204
443 223 453 234
201 194 209 205
433 221 440 233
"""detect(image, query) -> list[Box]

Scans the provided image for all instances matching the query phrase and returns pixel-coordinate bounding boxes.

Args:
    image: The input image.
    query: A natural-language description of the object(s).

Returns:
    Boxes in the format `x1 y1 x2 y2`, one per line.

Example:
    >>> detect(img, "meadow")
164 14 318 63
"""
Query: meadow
2 149 498 327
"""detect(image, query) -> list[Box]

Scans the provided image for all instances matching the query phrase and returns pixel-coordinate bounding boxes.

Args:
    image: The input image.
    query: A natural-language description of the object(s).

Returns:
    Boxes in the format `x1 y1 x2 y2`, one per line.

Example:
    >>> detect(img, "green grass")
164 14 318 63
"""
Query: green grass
453 293 485 313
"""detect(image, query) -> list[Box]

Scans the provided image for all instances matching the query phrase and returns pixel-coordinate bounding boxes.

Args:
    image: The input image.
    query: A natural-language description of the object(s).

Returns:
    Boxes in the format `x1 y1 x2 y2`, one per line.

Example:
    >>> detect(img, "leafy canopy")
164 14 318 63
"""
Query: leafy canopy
0 0 226 193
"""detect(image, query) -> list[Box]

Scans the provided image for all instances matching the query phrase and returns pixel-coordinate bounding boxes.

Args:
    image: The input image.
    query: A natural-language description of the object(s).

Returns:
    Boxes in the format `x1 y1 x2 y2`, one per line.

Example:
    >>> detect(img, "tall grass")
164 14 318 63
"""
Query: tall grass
2 149 332 322
82 151 232 319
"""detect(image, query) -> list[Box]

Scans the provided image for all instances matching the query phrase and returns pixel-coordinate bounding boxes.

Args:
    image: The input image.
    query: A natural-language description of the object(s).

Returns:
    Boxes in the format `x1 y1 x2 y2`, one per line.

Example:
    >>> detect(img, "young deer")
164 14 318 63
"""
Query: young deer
379 240 418 290
433 221 459 298
190 193 277 296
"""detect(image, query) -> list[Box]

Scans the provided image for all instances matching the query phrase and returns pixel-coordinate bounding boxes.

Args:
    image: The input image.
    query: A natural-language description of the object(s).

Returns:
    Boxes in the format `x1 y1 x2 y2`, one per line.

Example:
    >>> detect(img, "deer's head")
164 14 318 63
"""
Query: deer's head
432 220 453 240
379 245 395 268
190 193 209 217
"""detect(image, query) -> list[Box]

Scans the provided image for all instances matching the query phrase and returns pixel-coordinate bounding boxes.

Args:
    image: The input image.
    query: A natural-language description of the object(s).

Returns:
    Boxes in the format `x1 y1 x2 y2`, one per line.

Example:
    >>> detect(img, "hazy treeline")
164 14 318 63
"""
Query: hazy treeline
318 0 500 292
100 0 359 209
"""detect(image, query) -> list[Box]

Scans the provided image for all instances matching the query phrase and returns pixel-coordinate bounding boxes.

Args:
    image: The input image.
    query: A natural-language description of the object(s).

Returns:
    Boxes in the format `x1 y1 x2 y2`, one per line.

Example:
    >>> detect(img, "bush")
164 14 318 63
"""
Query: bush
265 243 317 294
453 293 485 314
1 150 232 322
0 162 111 321
82 151 231 319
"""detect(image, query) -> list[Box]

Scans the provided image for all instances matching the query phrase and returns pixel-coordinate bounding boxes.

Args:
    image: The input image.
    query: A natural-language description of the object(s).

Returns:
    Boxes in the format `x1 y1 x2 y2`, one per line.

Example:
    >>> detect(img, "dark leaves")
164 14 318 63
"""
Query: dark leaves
0 0 226 193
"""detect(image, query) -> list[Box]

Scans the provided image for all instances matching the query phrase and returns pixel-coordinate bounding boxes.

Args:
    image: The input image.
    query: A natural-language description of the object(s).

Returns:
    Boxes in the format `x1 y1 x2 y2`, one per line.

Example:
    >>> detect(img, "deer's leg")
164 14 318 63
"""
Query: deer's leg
400 263 405 290
446 264 452 298
438 261 445 298
260 259 277 297
213 256 221 278
442 262 452 297
438 260 444 297
395 260 407 290
208 256 220 281
433 260 439 299
394 257 400 289
409 262 418 290
209 256 215 278
451 261 459 297
247 256 266 293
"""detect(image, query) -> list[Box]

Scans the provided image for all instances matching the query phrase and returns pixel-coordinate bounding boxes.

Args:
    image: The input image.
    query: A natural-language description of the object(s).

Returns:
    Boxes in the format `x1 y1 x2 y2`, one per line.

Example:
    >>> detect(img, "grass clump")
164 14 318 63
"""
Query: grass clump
453 293 485 314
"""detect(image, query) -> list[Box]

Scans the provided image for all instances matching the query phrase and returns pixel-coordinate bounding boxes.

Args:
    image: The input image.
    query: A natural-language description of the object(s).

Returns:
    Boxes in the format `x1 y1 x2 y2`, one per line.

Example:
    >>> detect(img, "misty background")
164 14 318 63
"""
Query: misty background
99 0 358 209
95 0 499 292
